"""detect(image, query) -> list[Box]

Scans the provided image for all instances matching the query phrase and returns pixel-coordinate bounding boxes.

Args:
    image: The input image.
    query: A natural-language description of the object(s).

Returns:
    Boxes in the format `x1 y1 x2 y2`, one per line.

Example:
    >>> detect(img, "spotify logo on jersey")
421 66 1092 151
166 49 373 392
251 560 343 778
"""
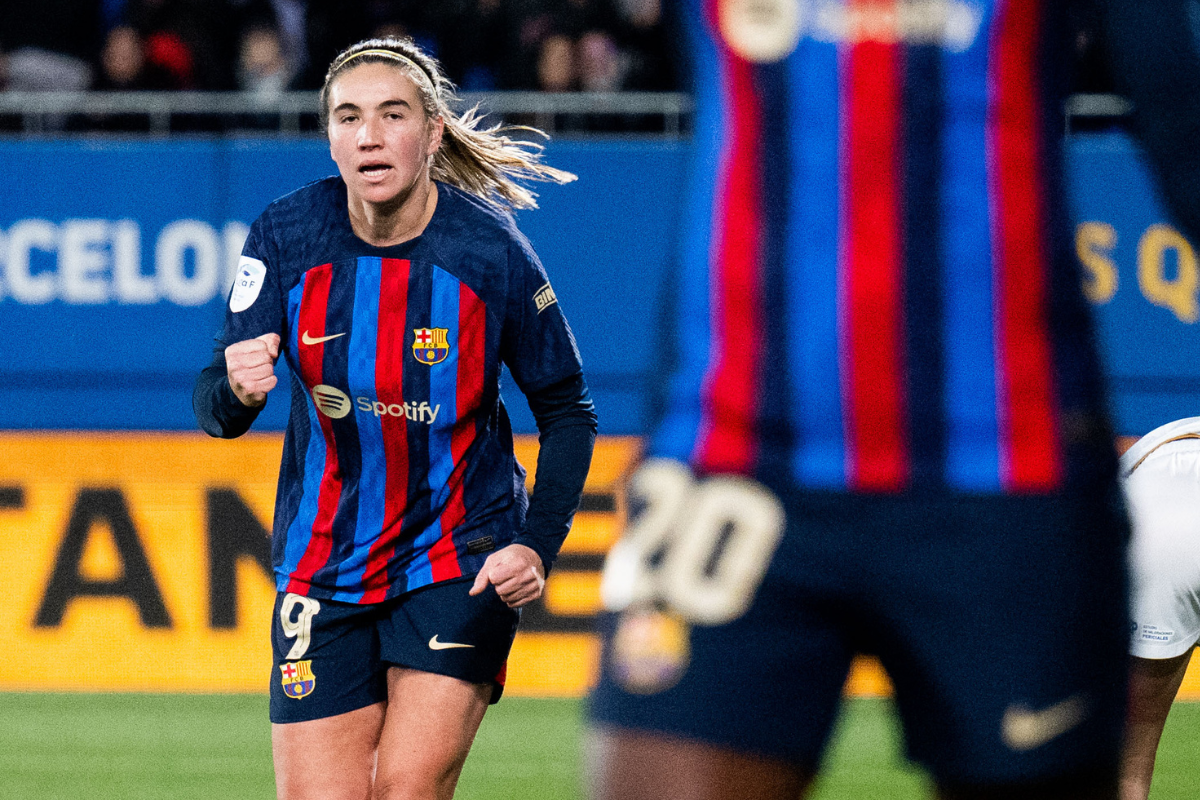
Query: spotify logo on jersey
312 385 352 419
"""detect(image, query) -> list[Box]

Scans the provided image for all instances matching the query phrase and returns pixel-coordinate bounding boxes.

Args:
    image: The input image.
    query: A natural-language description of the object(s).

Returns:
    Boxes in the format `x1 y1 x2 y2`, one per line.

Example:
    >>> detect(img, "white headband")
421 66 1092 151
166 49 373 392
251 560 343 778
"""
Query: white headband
335 49 437 97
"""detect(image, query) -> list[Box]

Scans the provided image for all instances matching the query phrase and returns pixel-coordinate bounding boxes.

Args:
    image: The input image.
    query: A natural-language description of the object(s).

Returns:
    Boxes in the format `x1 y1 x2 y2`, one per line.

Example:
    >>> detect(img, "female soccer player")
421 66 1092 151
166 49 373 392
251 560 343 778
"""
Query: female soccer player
194 37 597 800
588 2 1200 799
1120 418 1200 800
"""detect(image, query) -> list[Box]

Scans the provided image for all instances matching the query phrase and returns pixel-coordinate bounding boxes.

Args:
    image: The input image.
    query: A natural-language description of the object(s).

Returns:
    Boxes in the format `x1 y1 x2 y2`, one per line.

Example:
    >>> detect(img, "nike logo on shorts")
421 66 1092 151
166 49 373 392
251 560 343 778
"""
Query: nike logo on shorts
428 635 474 650
1001 694 1088 751
302 330 346 345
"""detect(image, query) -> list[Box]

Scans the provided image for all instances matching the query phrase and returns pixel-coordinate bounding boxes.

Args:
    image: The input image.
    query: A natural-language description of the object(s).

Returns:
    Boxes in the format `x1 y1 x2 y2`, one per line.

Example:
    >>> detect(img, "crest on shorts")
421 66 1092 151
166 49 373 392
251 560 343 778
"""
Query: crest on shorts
412 327 450 365
280 660 316 699
610 607 691 695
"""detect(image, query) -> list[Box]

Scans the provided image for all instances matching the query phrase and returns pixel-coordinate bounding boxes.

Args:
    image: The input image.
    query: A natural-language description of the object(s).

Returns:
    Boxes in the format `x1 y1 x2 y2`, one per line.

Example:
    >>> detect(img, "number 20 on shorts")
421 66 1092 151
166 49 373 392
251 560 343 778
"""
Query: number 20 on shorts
600 459 786 626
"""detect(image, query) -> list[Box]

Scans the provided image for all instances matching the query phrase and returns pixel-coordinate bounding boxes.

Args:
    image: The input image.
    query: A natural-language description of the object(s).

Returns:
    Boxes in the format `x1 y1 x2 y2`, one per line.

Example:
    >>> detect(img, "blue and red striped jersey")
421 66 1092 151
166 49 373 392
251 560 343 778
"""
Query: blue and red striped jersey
654 0 1112 494
218 178 584 602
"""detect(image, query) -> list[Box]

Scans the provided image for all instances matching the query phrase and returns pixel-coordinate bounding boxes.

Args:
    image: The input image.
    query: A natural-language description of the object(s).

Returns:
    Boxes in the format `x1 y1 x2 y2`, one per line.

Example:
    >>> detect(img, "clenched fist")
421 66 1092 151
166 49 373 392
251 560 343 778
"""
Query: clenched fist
225 333 281 408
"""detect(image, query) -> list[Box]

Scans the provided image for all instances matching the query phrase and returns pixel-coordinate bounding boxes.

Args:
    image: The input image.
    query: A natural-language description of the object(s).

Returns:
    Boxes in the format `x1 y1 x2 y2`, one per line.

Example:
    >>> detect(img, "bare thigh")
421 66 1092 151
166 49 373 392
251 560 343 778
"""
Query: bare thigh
586 726 814 800
273 702 386 800
372 666 493 800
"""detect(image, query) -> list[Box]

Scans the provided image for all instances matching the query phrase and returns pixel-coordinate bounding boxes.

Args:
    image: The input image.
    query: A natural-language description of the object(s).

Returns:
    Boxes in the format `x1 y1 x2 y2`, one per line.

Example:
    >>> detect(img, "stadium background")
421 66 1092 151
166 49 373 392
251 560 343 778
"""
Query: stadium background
3 131 1199 689
4 6 1200 792
3 130 1200 797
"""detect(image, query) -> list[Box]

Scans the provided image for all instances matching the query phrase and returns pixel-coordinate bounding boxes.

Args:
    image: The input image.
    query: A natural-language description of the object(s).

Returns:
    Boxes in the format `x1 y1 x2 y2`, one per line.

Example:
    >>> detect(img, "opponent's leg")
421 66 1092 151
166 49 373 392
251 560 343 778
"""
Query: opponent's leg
273 702 386 800
1121 652 1193 800
371 666 492 800
1121 436 1200 800
588 727 814 800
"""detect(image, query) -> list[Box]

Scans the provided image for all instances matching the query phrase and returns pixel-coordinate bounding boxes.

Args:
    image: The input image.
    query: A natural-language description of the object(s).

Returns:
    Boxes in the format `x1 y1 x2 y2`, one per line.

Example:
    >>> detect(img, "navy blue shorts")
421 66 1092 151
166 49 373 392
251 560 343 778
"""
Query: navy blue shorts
588 478 1129 785
271 576 520 724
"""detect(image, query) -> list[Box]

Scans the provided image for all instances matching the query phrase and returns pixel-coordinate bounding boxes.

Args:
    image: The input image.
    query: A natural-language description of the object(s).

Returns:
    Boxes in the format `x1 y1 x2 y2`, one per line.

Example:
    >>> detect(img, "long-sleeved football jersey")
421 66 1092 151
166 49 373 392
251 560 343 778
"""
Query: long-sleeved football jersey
197 178 589 602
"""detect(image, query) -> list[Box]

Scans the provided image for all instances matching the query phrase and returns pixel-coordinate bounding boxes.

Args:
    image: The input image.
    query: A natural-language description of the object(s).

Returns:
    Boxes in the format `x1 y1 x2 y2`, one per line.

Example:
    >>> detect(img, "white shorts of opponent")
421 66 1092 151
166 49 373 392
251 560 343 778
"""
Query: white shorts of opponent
1123 416 1200 659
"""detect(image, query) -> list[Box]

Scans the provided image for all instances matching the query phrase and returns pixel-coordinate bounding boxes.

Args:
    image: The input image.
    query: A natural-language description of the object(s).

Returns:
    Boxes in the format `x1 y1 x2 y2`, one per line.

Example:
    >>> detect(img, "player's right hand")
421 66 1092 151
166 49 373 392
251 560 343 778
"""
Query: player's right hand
225 333 281 408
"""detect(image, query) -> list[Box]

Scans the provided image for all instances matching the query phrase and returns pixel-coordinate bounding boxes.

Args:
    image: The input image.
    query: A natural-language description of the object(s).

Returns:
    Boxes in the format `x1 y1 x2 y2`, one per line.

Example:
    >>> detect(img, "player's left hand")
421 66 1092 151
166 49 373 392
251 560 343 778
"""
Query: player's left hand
469 544 546 609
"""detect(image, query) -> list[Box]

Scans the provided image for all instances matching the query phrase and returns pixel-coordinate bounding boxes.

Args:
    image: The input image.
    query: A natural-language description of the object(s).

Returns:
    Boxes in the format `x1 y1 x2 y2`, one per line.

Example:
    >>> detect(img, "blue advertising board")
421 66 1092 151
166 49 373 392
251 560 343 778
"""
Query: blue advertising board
1066 134 1200 434
0 134 1195 436
0 138 686 434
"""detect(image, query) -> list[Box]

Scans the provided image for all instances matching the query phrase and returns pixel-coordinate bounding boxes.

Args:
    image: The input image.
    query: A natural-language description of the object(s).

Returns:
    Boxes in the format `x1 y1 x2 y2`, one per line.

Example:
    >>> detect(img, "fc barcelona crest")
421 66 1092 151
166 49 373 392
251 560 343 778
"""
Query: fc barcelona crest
280 660 316 699
412 327 450 365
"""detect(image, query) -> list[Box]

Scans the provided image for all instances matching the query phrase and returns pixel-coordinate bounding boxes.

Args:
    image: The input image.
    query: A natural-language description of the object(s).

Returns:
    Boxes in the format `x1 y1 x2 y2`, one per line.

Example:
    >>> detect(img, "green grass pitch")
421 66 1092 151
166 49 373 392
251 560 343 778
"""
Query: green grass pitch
1 694 1197 798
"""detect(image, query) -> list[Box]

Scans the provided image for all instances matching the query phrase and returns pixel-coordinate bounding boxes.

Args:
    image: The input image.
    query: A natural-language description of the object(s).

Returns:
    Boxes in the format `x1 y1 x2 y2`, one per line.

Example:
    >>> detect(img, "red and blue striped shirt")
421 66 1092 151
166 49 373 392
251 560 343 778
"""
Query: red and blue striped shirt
202 179 586 602
654 0 1110 494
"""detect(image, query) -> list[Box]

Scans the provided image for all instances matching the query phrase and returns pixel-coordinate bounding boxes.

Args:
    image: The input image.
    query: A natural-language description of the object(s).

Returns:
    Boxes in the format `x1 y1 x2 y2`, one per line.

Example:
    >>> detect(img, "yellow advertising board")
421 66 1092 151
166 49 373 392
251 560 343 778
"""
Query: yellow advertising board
1 432 283 692
0 432 638 695
5 432 1192 699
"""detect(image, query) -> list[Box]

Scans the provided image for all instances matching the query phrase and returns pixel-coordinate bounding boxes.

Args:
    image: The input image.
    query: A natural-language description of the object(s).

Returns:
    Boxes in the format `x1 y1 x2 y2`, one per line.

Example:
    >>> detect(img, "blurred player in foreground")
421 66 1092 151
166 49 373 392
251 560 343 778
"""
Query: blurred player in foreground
194 36 596 800
1120 418 1200 800
588 2 1200 799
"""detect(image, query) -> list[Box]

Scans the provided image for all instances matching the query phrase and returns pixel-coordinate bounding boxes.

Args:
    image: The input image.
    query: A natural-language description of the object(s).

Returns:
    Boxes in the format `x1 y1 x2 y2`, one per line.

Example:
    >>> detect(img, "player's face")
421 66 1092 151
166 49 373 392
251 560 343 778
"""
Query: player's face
326 62 443 208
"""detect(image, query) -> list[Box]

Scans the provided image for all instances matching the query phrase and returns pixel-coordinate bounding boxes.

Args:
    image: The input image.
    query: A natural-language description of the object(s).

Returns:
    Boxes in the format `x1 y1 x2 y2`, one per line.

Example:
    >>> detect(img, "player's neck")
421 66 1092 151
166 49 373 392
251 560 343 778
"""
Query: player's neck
348 180 438 247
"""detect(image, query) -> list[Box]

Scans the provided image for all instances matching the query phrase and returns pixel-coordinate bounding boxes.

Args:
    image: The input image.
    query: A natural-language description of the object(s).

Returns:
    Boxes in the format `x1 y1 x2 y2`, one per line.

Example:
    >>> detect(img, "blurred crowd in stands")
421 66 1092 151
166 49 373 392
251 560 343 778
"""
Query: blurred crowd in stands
0 0 678 95
0 0 1122 97
0 0 1120 136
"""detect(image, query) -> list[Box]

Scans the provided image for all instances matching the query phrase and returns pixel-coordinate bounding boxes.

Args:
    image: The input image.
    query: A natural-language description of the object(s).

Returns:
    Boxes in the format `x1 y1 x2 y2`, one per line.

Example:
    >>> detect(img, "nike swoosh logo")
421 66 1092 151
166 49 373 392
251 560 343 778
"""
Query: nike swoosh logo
1001 694 1088 751
301 331 346 345
428 635 474 651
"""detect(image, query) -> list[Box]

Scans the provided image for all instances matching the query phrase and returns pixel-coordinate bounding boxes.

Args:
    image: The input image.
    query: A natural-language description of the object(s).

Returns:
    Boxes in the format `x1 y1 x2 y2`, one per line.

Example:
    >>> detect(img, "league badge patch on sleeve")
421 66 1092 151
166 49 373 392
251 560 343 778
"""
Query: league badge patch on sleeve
280 660 316 699
533 281 558 313
229 257 267 312
412 327 450 365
